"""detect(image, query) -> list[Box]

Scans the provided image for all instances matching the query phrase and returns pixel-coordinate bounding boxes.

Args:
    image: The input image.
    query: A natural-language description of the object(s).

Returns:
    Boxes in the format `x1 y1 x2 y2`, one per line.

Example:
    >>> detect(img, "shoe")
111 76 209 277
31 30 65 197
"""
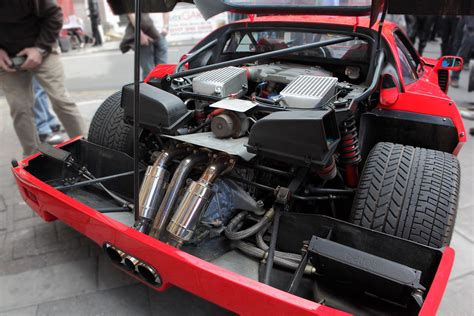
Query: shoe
50 124 62 133
39 133 64 145
451 80 460 88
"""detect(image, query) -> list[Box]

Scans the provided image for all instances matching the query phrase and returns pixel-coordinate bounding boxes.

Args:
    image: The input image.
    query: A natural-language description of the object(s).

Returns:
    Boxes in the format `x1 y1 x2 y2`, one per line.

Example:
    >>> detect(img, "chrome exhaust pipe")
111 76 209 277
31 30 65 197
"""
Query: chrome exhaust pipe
149 150 210 240
104 244 126 264
166 154 235 248
137 263 162 286
123 255 140 271
134 146 190 234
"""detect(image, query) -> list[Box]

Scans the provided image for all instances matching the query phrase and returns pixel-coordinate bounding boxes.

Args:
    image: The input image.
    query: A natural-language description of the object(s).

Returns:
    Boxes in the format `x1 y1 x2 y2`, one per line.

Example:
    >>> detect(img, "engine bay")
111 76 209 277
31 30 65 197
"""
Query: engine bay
24 40 442 315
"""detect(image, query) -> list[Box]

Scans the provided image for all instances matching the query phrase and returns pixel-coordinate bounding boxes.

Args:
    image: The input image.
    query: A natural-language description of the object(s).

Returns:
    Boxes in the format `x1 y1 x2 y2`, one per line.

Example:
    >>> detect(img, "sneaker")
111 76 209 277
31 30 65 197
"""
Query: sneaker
50 124 62 133
451 79 460 88
39 133 64 145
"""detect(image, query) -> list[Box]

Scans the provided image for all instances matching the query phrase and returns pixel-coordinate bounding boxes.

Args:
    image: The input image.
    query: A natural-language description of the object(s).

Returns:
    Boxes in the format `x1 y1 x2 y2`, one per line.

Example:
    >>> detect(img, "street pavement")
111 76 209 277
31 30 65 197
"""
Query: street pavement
0 41 473 315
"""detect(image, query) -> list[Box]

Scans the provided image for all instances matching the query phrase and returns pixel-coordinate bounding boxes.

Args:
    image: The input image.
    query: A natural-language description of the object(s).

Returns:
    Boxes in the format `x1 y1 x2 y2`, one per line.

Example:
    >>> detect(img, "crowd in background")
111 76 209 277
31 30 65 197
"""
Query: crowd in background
396 15 474 88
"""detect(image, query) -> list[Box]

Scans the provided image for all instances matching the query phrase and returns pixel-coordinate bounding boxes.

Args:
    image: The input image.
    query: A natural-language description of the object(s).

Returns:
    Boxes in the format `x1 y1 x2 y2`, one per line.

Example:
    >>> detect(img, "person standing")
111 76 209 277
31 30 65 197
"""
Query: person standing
0 0 86 156
406 15 436 56
120 13 169 79
451 17 474 88
439 16 460 56
88 0 103 47
32 78 63 144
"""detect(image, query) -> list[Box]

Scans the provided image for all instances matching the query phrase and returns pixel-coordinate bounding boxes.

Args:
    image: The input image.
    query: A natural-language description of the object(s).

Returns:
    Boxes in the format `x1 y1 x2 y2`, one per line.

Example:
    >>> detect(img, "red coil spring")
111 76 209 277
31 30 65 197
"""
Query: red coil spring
339 115 361 188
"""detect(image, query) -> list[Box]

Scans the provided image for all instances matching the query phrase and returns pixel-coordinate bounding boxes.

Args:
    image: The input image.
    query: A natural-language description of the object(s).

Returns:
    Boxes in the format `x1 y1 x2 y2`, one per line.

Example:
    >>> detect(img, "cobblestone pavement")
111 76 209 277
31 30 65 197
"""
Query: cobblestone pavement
1 53 473 315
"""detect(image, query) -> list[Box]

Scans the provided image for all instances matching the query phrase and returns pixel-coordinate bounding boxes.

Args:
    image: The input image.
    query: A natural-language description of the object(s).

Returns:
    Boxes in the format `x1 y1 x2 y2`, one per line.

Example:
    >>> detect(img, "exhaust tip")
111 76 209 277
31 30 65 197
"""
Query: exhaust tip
123 256 139 272
137 263 162 286
104 244 125 264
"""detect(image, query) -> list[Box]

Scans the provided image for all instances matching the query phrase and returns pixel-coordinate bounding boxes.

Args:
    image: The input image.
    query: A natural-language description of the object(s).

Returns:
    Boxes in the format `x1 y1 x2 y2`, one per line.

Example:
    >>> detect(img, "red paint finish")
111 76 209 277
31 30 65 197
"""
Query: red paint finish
11 138 455 315
12 147 348 316
419 247 455 316
11 15 463 315
144 64 178 82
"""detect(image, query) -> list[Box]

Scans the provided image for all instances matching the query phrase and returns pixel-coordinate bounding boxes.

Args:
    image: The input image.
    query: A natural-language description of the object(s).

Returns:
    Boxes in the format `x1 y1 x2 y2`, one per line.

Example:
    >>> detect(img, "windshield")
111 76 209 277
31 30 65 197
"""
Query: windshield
223 30 369 61
224 0 372 7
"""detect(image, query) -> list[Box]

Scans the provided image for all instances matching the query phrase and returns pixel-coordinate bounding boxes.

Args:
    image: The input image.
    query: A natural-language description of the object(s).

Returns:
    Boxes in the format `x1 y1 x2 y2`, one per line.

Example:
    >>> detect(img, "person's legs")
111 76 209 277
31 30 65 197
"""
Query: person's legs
34 53 86 138
154 36 168 65
0 70 39 156
418 17 435 55
452 33 474 83
140 44 156 80
32 77 60 135
32 77 53 135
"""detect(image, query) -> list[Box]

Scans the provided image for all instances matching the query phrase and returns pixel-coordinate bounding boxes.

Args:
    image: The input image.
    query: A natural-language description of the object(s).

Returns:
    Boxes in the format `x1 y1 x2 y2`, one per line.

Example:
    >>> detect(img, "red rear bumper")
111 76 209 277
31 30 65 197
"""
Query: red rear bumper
11 140 454 316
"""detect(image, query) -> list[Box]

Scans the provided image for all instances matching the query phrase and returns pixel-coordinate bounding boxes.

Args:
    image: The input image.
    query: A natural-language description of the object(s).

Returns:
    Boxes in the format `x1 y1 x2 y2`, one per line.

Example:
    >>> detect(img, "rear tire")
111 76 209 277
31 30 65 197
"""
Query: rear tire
88 91 133 155
350 142 460 248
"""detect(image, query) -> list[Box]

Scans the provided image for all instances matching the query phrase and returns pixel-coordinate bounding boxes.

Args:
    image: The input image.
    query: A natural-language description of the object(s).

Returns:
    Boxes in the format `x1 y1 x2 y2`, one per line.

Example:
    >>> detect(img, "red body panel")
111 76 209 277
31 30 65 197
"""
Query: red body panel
11 138 454 316
12 15 462 315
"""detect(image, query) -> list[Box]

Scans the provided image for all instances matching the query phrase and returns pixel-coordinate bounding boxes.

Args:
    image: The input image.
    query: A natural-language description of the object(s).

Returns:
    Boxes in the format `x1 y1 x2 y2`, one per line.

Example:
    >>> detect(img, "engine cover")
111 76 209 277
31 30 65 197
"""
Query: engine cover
280 75 338 109
193 66 248 98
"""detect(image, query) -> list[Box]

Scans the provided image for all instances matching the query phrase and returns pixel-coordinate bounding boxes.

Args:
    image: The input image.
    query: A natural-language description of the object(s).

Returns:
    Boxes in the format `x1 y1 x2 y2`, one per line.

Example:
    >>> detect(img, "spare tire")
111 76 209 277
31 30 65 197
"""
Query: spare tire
350 142 460 248
88 91 133 155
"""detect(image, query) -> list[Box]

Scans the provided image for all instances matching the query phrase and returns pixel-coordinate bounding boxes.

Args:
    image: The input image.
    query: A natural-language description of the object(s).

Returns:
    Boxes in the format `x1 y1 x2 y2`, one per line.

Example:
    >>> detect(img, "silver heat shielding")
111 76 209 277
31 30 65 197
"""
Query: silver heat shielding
280 75 338 109
149 150 210 240
134 147 190 234
166 154 235 248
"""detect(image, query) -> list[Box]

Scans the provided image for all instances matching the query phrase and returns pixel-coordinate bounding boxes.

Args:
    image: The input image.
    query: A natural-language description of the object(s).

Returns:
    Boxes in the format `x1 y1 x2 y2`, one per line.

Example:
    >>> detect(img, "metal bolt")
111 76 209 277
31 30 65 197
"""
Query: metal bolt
449 102 453 106
460 132 465 137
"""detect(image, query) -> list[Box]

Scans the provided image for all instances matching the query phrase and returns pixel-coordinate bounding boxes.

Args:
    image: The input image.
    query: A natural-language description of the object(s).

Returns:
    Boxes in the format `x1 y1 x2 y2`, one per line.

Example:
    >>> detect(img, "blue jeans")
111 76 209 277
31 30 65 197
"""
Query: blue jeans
140 36 168 80
32 77 60 135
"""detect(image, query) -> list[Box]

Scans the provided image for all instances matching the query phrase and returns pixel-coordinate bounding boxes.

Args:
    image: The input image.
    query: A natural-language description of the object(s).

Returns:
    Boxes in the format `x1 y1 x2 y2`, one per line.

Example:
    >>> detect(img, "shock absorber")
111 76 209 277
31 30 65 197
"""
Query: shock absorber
338 113 361 188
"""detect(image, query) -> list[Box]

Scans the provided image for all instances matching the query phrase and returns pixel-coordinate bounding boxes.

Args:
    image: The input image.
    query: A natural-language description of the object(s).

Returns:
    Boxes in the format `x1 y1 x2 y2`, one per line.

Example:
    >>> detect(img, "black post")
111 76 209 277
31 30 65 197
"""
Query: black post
133 0 142 221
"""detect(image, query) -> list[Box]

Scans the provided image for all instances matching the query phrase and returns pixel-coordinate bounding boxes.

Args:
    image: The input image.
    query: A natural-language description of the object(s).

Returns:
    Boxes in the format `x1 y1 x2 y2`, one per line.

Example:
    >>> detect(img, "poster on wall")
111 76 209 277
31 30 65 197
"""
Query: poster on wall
151 3 229 45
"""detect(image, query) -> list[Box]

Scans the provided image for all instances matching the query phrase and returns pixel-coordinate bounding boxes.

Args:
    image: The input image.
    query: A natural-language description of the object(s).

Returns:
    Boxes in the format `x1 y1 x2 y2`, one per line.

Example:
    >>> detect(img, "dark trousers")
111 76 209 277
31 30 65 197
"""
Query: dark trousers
90 18 102 46
407 16 435 55
452 31 474 80
440 16 460 56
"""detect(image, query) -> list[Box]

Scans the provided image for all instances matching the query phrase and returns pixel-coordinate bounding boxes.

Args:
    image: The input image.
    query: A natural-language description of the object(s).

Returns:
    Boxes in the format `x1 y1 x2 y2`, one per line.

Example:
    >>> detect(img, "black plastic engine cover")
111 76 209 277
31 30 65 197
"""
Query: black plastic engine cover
121 83 191 133
247 109 340 166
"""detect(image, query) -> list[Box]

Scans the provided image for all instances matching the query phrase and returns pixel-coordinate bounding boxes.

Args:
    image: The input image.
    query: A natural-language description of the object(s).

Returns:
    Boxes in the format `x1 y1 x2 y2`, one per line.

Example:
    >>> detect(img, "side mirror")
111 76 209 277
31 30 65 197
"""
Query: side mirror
435 56 464 71
380 74 400 107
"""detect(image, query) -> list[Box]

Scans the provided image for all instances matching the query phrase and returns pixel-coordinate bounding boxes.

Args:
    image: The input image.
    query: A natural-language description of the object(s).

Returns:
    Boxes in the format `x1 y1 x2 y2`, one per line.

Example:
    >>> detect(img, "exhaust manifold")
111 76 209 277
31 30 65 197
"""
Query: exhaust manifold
149 149 210 240
134 146 190 234
166 154 235 248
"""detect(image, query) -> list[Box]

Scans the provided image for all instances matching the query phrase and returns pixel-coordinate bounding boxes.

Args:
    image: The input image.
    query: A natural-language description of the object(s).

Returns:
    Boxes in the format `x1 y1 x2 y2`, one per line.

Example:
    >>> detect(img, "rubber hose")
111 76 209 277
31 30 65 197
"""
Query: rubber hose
225 209 274 240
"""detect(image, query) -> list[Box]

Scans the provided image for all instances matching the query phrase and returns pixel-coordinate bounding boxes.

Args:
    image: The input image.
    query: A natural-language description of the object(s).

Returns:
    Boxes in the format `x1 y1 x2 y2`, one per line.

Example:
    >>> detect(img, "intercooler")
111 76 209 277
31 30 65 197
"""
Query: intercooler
192 66 248 98
280 75 338 109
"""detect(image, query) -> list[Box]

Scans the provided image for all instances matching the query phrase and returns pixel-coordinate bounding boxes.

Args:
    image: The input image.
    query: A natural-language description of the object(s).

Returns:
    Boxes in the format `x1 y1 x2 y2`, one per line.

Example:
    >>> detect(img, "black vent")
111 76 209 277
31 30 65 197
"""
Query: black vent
438 69 449 93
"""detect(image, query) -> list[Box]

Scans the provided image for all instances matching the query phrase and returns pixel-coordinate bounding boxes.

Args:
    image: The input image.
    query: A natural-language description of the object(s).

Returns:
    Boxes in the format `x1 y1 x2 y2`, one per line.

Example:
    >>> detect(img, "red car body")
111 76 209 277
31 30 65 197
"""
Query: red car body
12 15 465 315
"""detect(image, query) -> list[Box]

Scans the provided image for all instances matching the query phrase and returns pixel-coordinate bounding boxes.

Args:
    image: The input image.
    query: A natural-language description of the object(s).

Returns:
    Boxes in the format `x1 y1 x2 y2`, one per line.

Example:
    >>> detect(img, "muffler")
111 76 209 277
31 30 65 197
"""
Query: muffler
166 154 235 248
103 243 162 286
134 146 190 234
149 150 210 240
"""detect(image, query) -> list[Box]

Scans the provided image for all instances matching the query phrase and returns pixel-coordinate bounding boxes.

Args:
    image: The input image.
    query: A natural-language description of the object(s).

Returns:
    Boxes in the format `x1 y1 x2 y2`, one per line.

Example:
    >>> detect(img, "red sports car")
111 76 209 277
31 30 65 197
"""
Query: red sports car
12 0 472 315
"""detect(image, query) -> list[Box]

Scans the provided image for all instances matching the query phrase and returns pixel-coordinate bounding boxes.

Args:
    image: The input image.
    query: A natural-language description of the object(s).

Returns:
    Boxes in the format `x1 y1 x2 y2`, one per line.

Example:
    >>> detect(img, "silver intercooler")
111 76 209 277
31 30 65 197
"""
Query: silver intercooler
280 75 338 109
192 66 248 98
